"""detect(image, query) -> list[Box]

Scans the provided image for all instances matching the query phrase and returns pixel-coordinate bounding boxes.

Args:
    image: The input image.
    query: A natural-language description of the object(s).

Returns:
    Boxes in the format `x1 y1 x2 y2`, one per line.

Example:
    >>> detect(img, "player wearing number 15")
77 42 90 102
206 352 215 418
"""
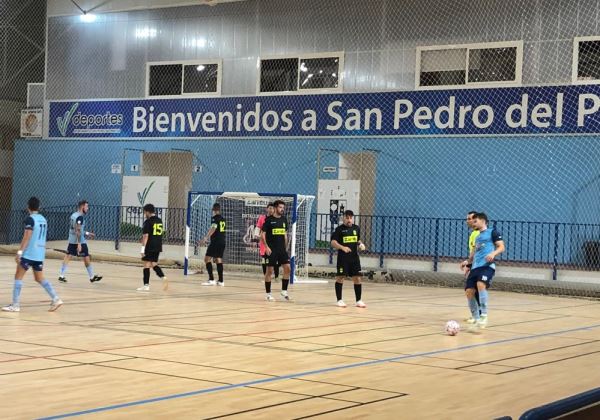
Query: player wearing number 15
200 203 226 286
137 204 167 292
2 197 63 312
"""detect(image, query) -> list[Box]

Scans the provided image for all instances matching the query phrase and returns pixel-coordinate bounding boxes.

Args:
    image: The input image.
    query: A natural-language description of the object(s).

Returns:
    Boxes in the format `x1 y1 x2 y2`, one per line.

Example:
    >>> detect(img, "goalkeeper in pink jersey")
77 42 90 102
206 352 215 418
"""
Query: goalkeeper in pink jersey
256 203 279 279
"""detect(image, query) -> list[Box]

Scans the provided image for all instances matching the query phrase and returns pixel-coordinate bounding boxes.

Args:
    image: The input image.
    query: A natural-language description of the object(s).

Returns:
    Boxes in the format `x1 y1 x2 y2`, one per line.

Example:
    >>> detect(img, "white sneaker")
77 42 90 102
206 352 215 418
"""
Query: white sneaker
465 317 477 324
355 300 367 308
266 294 276 301
217 281 224 287
1 304 20 312
202 280 216 286
337 300 347 308
477 315 488 329
49 298 63 312
280 290 290 300
162 276 169 291
137 285 150 292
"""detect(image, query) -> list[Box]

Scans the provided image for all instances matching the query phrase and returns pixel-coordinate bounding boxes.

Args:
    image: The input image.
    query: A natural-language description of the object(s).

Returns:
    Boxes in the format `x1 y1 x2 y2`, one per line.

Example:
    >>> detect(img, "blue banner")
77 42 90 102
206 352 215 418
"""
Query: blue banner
48 84 600 138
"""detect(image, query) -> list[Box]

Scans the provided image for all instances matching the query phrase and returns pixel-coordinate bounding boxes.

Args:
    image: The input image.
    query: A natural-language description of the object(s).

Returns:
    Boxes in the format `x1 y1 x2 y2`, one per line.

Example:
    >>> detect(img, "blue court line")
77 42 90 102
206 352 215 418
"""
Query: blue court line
38 322 600 420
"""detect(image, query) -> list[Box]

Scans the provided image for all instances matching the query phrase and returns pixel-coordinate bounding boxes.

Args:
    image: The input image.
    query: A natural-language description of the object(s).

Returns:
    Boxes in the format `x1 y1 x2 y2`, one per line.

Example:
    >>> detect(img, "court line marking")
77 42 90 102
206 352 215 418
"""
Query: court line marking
38 322 600 420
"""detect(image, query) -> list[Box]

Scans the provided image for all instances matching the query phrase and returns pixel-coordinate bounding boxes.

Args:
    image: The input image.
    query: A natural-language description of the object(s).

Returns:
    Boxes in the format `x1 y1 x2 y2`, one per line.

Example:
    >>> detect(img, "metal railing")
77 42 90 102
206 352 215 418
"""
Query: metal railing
2 207 600 278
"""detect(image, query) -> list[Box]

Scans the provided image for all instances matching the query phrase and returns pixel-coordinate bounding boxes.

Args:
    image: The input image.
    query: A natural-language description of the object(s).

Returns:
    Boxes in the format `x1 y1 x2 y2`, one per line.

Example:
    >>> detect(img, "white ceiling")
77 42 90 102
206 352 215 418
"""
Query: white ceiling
47 0 247 17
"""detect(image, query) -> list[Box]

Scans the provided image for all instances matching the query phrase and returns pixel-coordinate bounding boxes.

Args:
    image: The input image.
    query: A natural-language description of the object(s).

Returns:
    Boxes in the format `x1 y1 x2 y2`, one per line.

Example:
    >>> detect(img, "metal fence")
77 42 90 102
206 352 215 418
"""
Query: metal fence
2 207 600 279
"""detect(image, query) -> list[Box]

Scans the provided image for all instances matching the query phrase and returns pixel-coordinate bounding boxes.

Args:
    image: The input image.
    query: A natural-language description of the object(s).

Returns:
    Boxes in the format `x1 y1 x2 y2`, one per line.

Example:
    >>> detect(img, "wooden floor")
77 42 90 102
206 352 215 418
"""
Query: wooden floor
1 256 600 419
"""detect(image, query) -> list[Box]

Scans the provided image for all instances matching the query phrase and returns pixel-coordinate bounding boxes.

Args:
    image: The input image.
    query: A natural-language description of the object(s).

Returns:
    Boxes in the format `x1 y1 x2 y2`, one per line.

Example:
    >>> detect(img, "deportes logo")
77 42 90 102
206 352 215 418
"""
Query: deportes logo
56 102 124 136
137 181 155 206
56 103 79 136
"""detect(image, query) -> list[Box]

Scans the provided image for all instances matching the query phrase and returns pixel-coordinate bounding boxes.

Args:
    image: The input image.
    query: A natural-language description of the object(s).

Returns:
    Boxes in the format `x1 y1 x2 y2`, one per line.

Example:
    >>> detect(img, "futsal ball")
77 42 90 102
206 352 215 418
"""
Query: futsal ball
445 320 460 336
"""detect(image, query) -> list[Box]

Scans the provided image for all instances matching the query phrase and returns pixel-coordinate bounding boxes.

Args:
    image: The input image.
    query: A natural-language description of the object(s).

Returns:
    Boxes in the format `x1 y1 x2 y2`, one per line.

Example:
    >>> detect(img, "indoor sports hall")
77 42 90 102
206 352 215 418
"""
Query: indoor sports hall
2 0 600 419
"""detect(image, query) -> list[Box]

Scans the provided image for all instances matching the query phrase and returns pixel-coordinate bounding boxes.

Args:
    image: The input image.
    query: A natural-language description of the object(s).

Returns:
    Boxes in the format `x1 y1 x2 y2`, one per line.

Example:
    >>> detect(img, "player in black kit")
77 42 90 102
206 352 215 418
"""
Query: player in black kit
331 210 367 308
138 204 168 291
260 200 291 301
201 203 226 286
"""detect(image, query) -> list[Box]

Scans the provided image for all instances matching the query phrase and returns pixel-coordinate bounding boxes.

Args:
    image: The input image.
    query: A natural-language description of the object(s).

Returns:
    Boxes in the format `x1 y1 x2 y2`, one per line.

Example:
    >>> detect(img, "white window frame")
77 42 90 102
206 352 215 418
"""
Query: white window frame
572 36 600 85
257 51 344 96
416 40 523 90
145 59 222 99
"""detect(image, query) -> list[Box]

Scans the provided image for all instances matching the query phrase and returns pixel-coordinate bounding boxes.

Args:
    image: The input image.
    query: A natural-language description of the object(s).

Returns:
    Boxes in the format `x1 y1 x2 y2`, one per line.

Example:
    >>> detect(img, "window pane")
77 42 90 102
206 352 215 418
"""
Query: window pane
419 49 466 87
298 57 340 90
260 58 298 92
468 47 517 83
183 64 219 93
420 70 466 87
149 64 182 96
578 40 600 80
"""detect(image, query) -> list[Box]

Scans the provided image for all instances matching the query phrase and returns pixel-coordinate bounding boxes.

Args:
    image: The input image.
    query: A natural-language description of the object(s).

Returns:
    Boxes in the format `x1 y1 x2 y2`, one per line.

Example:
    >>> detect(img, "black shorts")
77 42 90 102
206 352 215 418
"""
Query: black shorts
262 254 281 266
67 243 89 257
465 266 495 290
206 241 225 259
337 256 361 277
20 258 44 272
267 250 289 267
142 252 160 263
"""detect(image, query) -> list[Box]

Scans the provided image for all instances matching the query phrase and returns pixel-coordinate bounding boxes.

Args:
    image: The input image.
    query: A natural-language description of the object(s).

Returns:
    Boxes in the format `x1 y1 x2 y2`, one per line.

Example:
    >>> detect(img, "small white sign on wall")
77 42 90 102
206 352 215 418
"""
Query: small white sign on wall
111 164 122 174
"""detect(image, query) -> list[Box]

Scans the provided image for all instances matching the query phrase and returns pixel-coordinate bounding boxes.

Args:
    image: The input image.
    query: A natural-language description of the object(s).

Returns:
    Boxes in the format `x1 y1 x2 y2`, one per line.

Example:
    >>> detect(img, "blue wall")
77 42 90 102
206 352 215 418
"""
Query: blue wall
13 135 600 224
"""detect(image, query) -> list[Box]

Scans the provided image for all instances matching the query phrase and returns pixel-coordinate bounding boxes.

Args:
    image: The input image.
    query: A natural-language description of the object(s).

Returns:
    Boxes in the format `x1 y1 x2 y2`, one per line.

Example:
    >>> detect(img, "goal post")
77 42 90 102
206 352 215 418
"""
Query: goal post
184 191 315 283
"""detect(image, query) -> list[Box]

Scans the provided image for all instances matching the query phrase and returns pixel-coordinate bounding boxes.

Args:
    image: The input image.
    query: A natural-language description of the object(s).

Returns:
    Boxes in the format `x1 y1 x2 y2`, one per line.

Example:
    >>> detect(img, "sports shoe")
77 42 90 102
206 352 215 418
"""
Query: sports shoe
280 290 290 300
162 276 169 291
137 285 150 292
355 300 367 308
1 304 20 312
90 275 103 283
202 280 216 286
337 300 347 308
49 298 63 312
217 281 224 287
58 276 67 283
465 317 477 324
266 294 275 301
477 315 488 329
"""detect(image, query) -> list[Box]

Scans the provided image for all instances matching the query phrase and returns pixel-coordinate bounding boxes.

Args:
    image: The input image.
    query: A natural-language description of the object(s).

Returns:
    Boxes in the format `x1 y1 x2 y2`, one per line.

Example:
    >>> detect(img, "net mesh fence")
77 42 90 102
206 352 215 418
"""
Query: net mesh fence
2 0 600 297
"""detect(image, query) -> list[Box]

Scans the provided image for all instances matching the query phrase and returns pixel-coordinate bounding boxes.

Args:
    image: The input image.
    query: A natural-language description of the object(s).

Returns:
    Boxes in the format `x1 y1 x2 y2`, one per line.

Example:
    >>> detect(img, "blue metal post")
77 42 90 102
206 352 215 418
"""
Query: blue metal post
552 224 559 281
115 206 120 250
379 217 385 268
433 219 439 272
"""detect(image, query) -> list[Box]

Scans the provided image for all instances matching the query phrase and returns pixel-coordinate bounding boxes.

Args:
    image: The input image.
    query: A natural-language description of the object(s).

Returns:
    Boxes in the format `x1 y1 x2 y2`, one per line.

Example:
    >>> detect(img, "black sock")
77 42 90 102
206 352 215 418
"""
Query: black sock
335 282 343 301
274 264 280 278
262 263 267 275
354 283 362 301
475 290 481 314
265 281 271 293
206 262 214 280
217 263 223 282
143 268 150 285
153 266 164 278
282 279 289 291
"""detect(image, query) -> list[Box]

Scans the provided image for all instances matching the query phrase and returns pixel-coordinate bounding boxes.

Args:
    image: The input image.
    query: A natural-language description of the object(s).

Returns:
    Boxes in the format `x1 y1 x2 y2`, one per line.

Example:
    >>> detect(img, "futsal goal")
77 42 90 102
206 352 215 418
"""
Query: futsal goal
184 191 315 283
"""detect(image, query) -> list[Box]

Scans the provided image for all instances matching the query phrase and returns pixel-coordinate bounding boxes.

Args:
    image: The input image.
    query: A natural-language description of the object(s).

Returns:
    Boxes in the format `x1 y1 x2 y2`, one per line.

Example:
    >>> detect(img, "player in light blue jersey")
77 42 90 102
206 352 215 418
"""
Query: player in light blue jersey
58 200 102 283
464 212 505 328
2 197 63 312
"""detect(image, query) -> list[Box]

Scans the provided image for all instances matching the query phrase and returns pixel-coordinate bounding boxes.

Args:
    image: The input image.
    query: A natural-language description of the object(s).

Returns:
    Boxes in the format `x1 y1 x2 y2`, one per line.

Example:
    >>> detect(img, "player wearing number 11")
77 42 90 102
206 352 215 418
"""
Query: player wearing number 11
137 204 167 292
2 197 63 312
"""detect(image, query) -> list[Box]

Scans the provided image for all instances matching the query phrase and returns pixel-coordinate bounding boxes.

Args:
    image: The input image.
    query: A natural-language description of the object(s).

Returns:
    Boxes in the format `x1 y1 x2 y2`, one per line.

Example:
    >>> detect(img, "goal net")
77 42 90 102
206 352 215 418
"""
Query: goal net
185 192 315 282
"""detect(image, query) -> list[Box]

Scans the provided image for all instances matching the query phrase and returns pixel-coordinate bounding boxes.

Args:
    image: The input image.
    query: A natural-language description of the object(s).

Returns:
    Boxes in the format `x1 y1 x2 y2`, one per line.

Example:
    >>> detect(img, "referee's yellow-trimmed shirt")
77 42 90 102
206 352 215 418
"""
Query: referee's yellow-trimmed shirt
469 230 480 253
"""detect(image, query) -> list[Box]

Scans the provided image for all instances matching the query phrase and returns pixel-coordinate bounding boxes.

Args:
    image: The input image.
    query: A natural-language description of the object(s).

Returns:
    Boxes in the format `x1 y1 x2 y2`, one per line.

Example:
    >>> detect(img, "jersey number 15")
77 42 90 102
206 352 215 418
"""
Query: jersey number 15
153 223 163 236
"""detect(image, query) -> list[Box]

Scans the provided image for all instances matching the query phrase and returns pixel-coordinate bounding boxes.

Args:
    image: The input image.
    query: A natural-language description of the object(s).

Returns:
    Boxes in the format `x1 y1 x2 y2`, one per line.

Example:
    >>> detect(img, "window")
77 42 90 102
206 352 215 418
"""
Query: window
573 37 600 84
258 52 344 94
146 60 222 97
416 41 523 89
